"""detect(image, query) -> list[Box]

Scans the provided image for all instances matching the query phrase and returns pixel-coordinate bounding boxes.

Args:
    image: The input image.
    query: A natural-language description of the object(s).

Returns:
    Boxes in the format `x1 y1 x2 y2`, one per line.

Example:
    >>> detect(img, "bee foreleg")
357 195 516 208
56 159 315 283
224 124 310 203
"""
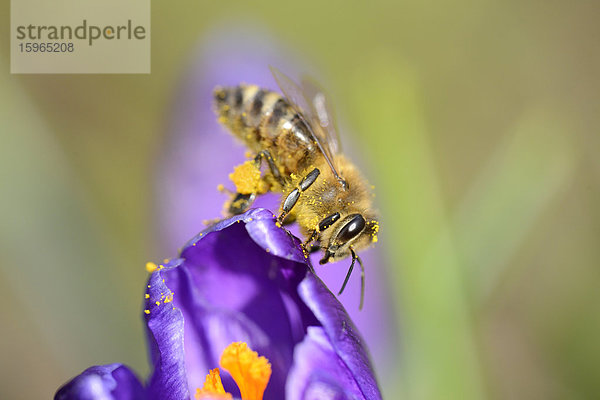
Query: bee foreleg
308 243 321 254
278 168 320 222
302 230 320 250
301 212 340 254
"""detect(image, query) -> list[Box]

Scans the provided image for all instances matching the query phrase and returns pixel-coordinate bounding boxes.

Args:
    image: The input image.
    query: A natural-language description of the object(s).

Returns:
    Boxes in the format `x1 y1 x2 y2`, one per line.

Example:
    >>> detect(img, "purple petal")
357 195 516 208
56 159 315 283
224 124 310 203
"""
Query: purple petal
54 364 144 400
299 275 382 400
160 209 318 399
287 327 365 400
144 260 190 400
308 247 396 376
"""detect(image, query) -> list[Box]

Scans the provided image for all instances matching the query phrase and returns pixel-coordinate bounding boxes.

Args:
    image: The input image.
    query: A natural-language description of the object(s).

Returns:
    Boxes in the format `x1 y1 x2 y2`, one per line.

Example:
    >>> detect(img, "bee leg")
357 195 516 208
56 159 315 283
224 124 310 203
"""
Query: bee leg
280 214 296 226
278 168 320 222
302 230 319 252
301 211 341 253
254 150 284 185
338 247 365 310
228 192 256 215
308 243 321 254
227 150 281 215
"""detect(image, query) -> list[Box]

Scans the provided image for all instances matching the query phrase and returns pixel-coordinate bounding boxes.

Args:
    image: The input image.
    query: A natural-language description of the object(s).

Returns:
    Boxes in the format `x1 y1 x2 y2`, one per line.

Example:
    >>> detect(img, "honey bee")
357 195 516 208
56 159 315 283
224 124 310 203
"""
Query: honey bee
213 67 379 309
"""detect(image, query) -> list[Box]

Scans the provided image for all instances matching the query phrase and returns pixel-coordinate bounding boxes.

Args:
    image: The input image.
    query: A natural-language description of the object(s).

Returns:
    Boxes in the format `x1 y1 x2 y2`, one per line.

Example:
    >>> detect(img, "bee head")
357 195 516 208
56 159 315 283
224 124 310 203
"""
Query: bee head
319 213 379 264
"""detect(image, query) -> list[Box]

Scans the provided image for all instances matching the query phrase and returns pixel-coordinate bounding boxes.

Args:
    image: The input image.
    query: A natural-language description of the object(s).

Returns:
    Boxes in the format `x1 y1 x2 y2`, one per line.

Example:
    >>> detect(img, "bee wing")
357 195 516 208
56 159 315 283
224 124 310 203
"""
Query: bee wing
299 76 343 155
270 66 345 183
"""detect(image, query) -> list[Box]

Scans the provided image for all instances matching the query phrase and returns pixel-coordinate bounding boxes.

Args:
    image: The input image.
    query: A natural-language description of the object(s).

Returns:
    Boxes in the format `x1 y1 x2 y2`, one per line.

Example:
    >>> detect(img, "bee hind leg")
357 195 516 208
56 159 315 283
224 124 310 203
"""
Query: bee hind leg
228 192 256 215
226 150 280 215
254 150 284 186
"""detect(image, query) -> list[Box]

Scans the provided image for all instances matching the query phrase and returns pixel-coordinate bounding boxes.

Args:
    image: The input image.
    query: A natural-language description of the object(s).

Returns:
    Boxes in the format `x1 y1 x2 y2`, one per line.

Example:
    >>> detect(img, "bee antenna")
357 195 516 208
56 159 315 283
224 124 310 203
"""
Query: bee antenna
338 247 365 310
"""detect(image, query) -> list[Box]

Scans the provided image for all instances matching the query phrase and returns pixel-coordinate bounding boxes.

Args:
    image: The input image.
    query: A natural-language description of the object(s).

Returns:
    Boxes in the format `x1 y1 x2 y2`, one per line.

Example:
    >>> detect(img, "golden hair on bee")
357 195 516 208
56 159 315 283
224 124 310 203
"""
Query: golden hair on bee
213 67 379 309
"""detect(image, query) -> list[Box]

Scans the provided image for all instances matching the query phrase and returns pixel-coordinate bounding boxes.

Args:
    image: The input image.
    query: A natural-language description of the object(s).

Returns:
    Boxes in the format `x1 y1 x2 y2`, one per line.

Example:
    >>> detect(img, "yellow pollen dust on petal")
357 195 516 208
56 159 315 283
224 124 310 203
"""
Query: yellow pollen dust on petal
220 342 272 400
145 262 158 273
195 368 232 400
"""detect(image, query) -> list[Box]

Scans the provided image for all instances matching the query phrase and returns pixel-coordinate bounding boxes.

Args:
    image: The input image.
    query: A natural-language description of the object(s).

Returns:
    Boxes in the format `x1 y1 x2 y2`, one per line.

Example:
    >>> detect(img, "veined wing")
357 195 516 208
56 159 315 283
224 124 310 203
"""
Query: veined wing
299 75 342 155
269 66 347 188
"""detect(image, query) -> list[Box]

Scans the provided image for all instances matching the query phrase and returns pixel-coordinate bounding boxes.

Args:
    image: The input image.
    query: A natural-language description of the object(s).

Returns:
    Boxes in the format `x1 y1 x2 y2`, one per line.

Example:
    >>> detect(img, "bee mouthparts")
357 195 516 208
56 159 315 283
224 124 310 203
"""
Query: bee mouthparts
319 251 333 265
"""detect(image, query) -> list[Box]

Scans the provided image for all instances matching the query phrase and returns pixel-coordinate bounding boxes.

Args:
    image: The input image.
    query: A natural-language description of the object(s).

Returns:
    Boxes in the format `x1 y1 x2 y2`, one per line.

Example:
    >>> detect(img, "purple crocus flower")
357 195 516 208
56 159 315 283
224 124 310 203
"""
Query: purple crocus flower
57 25 393 400
56 208 382 400
156 26 396 375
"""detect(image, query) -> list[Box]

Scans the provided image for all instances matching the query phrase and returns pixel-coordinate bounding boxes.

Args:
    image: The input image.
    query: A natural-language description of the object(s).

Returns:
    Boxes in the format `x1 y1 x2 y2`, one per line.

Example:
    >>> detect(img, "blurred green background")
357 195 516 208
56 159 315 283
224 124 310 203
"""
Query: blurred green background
1 0 599 399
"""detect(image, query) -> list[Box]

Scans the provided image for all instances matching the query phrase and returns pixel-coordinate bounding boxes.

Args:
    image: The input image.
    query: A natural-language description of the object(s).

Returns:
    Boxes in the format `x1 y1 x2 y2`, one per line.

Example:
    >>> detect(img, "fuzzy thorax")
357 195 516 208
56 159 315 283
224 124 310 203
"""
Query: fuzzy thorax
285 156 379 260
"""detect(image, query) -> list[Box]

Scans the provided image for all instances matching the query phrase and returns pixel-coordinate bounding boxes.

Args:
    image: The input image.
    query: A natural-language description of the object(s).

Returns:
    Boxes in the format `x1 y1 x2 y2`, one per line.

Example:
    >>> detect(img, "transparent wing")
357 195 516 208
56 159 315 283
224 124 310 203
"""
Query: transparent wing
299 76 342 155
269 66 345 185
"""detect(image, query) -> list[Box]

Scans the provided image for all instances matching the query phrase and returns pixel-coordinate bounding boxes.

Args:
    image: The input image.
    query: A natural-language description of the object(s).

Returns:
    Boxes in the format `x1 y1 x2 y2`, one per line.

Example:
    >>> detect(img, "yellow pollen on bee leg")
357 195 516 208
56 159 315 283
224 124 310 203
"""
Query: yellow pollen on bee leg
229 161 261 195
195 368 232 400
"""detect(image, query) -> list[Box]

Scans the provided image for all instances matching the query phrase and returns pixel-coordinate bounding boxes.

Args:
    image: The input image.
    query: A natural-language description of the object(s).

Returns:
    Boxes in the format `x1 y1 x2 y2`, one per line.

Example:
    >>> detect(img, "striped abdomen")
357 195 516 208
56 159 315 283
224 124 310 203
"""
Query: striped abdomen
213 84 317 175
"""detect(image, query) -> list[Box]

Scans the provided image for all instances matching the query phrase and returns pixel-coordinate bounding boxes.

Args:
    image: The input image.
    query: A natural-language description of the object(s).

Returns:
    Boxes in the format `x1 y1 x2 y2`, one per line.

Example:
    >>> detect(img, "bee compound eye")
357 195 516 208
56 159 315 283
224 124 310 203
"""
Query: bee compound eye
336 214 366 244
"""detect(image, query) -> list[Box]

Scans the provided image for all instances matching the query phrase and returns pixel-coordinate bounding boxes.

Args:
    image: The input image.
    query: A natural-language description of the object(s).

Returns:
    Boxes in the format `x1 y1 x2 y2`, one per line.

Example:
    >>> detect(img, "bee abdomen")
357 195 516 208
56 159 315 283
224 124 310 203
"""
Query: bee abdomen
214 84 317 172
214 85 281 129
264 98 288 131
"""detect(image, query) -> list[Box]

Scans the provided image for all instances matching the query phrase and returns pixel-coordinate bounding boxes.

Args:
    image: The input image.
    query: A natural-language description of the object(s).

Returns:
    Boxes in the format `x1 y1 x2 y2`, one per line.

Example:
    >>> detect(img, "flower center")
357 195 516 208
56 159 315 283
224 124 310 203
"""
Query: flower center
195 342 272 400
